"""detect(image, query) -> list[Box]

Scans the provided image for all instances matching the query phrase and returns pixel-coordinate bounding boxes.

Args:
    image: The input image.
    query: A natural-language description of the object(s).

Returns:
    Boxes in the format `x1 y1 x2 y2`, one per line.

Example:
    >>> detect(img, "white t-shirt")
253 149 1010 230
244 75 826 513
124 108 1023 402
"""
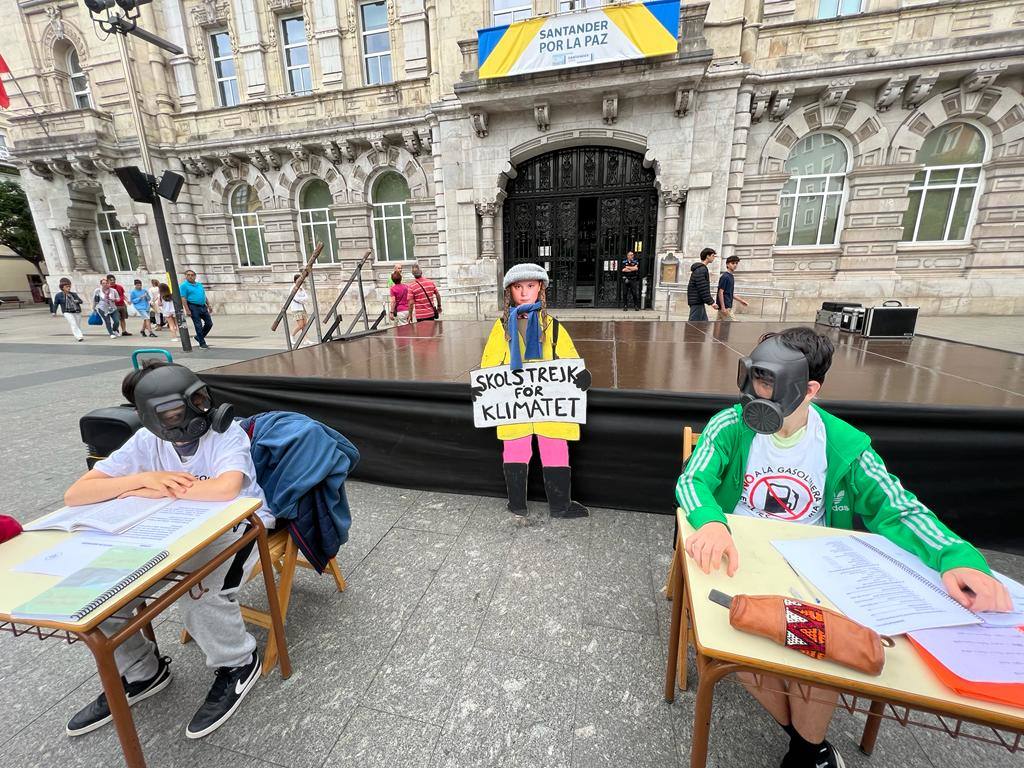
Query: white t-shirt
732 407 828 525
148 286 161 307
288 288 308 313
95 422 274 528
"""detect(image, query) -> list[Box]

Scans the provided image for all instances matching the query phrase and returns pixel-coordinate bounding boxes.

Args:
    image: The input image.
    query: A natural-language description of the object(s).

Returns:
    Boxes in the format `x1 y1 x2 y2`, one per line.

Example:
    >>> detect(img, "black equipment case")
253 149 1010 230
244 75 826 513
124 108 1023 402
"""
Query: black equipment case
862 301 919 339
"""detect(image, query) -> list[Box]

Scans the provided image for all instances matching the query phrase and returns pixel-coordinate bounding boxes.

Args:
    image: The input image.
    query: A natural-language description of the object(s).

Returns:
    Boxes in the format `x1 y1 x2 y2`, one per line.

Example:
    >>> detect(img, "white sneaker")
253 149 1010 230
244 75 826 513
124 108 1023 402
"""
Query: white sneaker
109 333 118 339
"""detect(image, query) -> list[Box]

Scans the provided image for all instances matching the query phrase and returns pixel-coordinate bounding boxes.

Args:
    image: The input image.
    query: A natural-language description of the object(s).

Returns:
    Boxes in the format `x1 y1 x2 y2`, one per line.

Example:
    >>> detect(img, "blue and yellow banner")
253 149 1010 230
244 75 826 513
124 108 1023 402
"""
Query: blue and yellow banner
478 0 679 80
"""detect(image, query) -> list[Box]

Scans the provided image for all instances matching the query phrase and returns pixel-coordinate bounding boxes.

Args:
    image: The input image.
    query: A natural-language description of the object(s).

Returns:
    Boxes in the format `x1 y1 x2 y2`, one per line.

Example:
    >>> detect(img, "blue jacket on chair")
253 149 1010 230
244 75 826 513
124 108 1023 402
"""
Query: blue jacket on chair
241 411 359 573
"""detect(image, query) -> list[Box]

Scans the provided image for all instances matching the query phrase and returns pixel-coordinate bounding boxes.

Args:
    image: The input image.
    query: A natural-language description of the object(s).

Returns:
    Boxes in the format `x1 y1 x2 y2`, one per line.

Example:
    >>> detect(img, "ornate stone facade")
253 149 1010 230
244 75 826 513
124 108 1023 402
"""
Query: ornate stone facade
2 0 1023 317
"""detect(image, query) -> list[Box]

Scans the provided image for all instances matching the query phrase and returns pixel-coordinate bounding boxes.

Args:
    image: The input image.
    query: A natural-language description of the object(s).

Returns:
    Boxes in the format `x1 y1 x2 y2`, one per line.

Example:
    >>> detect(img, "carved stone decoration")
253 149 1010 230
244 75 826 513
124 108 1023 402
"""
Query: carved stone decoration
321 141 343 164
875 75 908 113
93 157 117 174
61 227 91 270
769 88 794 121
336 139 357 162
660 188 687 206
288 143 310 162
262 147 281 170
750 88 772 122
28 161 53 180
470 111 489 138
602 93 618 125
70 156 98 177
534 103 550 132
344 3 357 37
475 201 498 259
45 5 65 40
415 128 432 154
402 129 422 155
248 148 269 171
190 1 231 60
820 78 854 108
219 154 241 169
190 156 215 176
903 73 938 110
367 133 388 154
660 188 686 250
48 159 74 178
387 0 397 26
674 86 694 117
961 62 1007 93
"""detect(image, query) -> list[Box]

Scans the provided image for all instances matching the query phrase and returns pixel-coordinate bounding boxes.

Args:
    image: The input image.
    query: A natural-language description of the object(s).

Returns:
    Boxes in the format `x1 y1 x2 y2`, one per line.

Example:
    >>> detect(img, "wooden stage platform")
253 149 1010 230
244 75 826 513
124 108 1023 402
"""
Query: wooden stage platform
200 320 1024 552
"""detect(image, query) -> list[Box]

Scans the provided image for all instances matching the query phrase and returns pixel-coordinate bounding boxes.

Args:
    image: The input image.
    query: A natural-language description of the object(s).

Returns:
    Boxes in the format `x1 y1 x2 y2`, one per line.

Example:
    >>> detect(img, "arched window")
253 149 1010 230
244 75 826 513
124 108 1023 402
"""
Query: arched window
230 184 267 266
901 122 985 243
371 172 414 261
298 180 338 262
775 132 848 247
67 48 93 110
96 198 138 271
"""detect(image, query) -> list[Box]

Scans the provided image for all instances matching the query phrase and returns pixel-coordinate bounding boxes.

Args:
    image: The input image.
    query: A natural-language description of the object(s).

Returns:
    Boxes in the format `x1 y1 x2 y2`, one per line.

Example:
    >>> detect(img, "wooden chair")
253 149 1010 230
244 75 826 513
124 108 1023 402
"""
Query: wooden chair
181 527 346 676
664 427 700 690
664 427 700 602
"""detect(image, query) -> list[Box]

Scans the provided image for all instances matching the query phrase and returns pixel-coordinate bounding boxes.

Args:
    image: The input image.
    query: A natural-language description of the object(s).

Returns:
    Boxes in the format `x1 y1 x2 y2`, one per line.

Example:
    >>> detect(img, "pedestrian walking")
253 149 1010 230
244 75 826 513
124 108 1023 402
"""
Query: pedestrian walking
159 282 180 342
130 279 157 337
148 278 163 328
288 273 310 346
53 278 85 342
93 278 121 338
105 273 132 336
389 270 411 325
717 256 749 321
686 247 718 321
408 264 442 322
180 269 213 349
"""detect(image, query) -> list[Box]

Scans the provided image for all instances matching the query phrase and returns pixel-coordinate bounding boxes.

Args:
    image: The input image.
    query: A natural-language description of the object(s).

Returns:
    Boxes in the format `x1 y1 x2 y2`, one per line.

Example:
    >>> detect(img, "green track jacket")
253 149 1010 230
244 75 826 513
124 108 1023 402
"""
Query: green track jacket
675 404 989 575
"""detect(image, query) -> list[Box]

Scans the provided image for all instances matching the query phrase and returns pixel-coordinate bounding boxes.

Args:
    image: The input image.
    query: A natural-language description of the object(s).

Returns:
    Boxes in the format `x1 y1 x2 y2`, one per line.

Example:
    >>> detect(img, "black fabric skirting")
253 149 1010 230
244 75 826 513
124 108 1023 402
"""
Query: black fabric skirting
200 372 1024 556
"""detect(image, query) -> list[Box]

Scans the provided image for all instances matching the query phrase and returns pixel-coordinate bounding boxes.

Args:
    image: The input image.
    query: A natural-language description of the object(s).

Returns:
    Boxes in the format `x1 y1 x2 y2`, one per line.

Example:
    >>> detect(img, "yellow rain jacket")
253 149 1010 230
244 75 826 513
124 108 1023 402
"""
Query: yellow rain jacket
479 315 582 441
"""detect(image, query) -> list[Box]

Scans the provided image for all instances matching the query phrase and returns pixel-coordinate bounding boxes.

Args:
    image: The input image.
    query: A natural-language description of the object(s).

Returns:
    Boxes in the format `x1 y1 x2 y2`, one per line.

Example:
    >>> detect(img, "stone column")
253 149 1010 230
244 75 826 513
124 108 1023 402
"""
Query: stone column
161 0 197 109
660 189 686 251
475 201 497 260
62 227 91 270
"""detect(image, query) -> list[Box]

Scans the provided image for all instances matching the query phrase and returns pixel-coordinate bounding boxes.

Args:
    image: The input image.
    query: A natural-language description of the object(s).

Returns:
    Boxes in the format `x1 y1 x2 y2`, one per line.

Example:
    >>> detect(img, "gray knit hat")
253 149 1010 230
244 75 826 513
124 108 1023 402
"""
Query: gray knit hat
502 263 549 289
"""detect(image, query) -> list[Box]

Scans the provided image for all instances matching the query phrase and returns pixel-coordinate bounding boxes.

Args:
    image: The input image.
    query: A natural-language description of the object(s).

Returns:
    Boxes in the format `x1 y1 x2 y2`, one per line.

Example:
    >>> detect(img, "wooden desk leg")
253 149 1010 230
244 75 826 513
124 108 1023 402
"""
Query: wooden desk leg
664 543 685 703
81 628 146 768
690 659 740 768
860 700 886 755
254 516 292 679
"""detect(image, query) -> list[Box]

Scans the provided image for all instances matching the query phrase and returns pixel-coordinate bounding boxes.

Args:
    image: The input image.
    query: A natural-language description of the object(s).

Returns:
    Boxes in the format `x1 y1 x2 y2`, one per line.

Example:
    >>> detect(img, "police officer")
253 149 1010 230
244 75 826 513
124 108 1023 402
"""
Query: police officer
621 251 641 311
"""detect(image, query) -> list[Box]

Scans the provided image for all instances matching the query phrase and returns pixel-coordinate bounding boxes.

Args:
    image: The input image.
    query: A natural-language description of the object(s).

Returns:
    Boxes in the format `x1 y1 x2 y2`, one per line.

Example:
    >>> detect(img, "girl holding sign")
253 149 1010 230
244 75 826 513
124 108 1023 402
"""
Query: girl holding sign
477 263 592 519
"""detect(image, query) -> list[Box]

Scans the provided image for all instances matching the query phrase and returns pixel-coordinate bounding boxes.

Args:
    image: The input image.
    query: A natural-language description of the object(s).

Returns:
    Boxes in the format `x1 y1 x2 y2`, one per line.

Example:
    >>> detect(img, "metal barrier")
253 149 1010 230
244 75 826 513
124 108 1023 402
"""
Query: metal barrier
443 284 499 321
661 285 792 322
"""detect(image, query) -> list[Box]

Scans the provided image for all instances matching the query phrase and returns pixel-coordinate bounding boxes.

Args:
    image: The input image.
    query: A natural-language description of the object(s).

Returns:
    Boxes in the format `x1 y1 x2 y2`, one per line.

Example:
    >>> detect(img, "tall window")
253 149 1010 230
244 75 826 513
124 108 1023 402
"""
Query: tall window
230 185 268 266
775 133 848 247
558 0 603 12
67 49 92 110
360 2 392 86
817 0 862 19
371 172 414 261
493 0 532 25
901 123 985 243
298 180 339 262
96 199 139 271
211 32 240 107
282 16 312 95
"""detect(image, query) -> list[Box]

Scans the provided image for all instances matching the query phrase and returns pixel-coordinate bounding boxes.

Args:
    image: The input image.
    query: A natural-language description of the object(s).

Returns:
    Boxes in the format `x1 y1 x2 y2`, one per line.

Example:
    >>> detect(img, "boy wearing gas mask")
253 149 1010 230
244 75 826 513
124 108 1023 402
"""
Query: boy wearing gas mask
675 327 1011 768
62 361 270 740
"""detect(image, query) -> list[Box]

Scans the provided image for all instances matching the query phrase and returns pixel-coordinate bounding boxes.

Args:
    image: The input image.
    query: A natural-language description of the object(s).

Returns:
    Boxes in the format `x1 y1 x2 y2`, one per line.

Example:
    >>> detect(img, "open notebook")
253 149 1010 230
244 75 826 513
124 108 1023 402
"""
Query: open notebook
22 497 170 535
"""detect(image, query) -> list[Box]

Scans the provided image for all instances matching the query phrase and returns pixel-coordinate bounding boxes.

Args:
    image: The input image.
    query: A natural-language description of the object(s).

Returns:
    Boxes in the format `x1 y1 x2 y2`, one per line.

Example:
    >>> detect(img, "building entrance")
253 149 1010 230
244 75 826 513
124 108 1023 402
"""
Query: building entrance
502 146 658 308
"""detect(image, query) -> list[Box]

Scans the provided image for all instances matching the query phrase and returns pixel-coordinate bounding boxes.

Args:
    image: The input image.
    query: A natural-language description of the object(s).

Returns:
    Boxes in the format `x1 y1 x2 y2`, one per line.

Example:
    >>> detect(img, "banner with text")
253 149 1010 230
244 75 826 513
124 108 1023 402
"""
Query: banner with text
471 358 587 428
477 0 679 80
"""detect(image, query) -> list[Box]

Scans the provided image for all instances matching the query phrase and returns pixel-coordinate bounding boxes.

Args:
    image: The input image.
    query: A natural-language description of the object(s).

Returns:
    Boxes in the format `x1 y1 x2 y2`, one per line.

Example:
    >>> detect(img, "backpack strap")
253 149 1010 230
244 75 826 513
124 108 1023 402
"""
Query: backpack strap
551 317 560 361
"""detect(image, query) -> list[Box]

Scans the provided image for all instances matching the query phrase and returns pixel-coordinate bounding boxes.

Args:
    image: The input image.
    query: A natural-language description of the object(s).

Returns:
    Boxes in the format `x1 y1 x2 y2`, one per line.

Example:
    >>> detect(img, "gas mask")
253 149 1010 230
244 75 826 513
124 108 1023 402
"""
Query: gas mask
737 336 809 435
133 364 234 443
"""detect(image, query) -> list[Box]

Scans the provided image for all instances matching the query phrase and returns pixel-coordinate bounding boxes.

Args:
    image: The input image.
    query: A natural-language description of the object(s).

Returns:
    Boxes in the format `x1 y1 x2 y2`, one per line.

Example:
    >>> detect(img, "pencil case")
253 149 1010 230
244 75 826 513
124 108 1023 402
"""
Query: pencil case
729 594 886 676
0 515 21 545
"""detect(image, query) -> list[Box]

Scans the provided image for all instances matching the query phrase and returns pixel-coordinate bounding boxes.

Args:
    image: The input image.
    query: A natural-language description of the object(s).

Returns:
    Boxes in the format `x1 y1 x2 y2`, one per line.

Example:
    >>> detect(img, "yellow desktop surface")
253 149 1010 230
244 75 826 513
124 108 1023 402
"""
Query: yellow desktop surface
0 498 262 632
679 512 1024 729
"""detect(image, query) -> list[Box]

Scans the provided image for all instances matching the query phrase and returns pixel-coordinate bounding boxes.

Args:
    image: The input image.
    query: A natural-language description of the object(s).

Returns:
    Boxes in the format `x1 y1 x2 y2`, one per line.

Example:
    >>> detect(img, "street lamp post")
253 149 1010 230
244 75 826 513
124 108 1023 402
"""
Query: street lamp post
83 0 192 351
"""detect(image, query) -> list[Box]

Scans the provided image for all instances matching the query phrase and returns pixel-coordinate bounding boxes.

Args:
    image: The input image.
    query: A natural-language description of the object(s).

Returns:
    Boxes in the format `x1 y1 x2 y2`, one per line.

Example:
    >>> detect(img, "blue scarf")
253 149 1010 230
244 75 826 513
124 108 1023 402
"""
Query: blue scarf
508 302 543 372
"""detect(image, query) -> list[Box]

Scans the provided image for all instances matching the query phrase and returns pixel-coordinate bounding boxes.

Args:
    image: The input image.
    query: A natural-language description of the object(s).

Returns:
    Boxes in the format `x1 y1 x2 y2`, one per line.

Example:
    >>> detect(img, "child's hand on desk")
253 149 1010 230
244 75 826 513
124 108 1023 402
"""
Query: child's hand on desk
941 568 1013 613
137 471 195 496
118 488 171 499
685 522 740 577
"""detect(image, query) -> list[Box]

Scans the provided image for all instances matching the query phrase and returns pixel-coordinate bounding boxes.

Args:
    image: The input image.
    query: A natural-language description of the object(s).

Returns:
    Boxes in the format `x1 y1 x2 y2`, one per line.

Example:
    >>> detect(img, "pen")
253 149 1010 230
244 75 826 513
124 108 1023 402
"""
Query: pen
785 562 822 604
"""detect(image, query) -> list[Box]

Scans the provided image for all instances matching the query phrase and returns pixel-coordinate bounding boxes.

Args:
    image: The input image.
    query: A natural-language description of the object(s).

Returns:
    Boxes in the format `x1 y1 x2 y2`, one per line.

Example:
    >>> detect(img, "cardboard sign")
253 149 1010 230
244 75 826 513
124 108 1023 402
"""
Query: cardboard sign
471 358 587 428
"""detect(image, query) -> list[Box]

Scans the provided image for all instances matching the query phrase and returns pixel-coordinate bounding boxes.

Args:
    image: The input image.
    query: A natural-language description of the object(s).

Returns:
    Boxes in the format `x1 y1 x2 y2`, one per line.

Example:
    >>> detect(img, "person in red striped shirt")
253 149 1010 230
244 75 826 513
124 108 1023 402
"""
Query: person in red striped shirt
408 264 442 322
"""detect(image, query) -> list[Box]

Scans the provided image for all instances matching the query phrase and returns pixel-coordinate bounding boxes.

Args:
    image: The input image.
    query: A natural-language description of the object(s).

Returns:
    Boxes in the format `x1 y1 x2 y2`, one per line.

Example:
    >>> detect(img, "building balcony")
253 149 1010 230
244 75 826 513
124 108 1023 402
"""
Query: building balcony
8 108 116 157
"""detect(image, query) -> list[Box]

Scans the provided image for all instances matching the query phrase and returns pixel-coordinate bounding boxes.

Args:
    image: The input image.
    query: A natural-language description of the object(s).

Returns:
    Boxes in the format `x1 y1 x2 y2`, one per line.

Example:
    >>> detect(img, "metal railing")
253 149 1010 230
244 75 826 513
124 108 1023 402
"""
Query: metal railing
271 246 384 349
661 284 792 322
443 284 499 321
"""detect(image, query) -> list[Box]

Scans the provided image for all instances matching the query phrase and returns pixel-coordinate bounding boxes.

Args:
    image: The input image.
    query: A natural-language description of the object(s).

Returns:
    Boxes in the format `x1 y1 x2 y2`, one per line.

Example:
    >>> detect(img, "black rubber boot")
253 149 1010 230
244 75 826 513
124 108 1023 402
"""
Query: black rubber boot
503 463 530 517
542 466 589 519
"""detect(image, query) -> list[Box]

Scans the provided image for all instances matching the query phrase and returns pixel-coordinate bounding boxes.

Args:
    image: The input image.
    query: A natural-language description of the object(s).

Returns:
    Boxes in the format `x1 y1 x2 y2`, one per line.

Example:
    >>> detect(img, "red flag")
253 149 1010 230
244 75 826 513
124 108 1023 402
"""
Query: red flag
0 54 10 109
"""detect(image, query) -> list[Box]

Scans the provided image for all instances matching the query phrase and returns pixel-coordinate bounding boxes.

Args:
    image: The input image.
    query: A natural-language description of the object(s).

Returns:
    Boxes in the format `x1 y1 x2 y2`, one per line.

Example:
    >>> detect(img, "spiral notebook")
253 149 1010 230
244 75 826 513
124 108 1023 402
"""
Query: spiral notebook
12 547 168 622
772 534 1024 636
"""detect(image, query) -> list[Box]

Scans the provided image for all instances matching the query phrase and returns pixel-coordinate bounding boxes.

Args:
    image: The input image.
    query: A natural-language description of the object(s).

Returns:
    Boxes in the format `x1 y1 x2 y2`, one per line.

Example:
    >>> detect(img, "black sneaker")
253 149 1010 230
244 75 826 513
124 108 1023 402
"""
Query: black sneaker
782 740 845 768
185 651 260 739
122 331 133 336
813 742 845 768
66 654 172 736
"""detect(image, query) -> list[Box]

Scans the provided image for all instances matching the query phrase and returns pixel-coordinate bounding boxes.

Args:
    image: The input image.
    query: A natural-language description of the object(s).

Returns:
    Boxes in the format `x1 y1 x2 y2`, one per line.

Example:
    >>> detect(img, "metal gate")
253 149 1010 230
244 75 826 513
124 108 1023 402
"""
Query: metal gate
502 146 658 309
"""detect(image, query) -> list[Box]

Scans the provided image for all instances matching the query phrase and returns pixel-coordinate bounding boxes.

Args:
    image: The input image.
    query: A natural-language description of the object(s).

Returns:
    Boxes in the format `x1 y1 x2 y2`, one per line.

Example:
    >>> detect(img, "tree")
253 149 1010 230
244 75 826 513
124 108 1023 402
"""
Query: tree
0 178 45 277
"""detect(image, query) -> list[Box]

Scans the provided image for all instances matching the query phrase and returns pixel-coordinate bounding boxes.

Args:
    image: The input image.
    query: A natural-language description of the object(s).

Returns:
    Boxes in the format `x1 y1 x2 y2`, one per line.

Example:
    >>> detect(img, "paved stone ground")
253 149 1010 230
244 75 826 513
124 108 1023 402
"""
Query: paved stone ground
0 310 1022 768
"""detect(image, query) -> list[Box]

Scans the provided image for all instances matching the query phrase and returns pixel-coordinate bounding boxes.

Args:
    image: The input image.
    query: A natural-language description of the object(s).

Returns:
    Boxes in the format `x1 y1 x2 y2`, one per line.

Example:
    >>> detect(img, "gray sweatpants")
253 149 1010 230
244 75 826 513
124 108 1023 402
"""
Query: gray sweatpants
104 527 260 682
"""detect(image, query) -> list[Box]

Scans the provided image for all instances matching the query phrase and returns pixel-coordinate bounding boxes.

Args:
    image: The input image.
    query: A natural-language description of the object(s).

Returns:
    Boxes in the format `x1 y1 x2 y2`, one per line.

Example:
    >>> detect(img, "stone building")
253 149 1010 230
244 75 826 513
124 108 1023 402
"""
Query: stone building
4 0 1024 320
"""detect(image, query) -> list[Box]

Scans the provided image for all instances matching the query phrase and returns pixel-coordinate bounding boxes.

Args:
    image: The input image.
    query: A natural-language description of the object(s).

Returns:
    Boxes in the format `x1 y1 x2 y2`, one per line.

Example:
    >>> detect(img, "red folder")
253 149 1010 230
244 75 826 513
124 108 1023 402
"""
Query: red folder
908 634 1024 709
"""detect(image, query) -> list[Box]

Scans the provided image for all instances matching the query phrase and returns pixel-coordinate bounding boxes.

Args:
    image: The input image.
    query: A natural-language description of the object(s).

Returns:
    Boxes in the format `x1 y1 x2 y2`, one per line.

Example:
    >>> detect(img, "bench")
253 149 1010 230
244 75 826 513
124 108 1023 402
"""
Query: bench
0 296 24 309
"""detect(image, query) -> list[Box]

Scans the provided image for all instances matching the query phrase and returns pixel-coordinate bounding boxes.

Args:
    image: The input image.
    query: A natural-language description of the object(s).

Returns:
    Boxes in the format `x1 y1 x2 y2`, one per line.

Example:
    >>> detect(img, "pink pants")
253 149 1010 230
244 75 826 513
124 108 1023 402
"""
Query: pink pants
502 435 569 467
